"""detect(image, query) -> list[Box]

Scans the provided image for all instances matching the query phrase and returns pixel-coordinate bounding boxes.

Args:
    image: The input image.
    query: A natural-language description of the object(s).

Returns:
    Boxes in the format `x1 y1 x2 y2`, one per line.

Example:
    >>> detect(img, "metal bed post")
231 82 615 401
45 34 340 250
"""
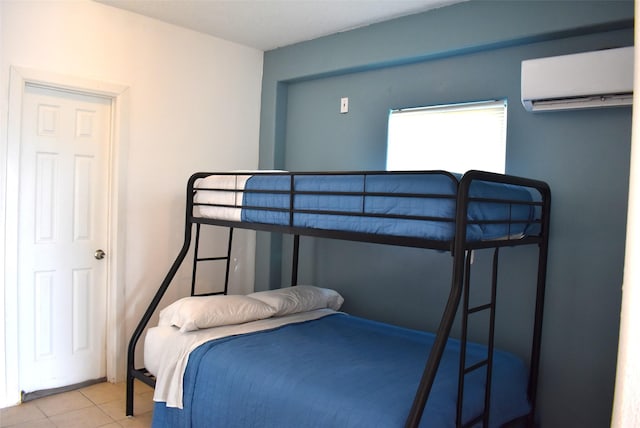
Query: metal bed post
289 175 299 287
483 248 499 426
405 173 471 428
406 248 468 428
527 183 551 425
191 223 202 296
126 174 201 416
291 234 300 286
223 228 234 295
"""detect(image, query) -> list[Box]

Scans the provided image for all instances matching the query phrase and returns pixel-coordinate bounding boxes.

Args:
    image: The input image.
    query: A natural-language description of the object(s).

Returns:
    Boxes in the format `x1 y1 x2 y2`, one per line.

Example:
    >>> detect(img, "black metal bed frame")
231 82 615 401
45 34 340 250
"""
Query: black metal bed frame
126 169 551 428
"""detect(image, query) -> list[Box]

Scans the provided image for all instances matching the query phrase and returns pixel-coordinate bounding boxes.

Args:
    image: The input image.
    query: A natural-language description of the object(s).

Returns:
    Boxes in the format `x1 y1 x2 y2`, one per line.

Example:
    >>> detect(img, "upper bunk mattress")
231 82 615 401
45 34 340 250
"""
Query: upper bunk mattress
194 171 540 241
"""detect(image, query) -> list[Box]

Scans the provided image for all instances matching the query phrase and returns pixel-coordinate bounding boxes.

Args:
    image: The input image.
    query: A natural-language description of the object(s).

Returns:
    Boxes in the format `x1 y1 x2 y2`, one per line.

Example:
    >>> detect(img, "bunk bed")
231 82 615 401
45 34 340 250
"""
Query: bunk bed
126 169 551 428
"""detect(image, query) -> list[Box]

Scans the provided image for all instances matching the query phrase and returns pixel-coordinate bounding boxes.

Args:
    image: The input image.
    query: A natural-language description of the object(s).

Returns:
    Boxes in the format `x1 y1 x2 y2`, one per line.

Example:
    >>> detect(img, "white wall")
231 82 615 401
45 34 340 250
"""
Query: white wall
611 2 640 425
0 0 263 407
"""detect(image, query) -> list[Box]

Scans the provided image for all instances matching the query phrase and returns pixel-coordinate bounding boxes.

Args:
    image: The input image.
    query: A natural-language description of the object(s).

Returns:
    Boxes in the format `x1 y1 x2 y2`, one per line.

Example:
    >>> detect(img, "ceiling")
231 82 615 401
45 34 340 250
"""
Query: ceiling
97 0 465 51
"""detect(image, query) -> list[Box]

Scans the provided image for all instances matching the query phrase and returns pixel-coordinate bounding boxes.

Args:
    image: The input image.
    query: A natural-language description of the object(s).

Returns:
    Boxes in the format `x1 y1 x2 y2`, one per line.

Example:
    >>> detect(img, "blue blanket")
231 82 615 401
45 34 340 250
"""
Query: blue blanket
238 173 536 241
152 314 530 427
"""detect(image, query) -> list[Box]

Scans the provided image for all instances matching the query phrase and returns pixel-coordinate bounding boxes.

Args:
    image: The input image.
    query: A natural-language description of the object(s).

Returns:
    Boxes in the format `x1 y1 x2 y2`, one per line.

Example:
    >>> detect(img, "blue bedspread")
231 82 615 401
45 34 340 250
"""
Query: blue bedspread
235 173 537 241
152 314 530 428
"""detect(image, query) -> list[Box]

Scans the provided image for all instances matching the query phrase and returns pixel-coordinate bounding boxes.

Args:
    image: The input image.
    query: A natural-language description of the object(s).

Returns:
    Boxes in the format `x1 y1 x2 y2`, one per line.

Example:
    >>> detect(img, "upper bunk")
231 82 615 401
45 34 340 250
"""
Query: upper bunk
188 169 550 252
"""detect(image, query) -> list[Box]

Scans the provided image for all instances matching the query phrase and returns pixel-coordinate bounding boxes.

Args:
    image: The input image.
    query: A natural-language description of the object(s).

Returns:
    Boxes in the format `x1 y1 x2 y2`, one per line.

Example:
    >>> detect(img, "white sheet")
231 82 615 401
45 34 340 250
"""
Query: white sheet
145 308 337 408
193 171 285 221
193 174 252 221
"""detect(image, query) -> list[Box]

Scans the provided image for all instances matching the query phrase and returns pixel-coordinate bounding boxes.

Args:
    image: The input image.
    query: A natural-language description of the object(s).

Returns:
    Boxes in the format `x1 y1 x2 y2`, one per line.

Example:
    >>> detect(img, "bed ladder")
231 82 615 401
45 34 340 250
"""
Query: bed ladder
456 248 499 428
191 224 234 296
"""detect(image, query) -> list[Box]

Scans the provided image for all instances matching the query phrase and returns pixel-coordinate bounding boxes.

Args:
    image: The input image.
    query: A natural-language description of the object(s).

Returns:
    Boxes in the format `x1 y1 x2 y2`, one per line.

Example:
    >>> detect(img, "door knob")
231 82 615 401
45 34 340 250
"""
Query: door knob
94 249 106 260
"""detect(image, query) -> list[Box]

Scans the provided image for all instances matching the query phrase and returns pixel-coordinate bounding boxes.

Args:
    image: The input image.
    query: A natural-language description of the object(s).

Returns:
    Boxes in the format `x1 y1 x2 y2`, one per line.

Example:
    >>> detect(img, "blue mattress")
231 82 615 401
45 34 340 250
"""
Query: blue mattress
197 172 540 241
152 314 530 428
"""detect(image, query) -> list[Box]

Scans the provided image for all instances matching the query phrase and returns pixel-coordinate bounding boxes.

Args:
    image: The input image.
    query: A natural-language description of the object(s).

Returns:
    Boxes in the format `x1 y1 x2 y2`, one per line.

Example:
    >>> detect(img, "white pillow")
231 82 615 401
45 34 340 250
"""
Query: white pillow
248 285 344 317
159 295 276 333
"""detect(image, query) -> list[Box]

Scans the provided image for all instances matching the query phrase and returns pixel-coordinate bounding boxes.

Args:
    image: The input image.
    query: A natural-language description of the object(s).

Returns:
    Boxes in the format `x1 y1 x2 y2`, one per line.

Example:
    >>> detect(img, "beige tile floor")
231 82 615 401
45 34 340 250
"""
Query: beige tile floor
0 381 154 428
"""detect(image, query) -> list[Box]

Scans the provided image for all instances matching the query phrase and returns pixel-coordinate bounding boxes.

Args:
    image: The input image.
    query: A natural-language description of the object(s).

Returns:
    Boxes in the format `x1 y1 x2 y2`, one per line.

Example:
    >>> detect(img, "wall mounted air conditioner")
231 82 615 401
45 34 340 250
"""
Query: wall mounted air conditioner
521 46 634 112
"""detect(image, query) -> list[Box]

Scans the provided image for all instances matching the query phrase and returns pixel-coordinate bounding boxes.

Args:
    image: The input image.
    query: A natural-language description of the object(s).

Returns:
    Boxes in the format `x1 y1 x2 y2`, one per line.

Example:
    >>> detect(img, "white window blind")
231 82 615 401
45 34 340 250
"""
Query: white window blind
386 99 507 174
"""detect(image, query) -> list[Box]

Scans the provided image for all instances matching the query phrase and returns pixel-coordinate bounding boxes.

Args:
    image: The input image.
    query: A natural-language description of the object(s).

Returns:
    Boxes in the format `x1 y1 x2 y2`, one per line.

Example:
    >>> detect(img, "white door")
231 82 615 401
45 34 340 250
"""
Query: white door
18 83 111 393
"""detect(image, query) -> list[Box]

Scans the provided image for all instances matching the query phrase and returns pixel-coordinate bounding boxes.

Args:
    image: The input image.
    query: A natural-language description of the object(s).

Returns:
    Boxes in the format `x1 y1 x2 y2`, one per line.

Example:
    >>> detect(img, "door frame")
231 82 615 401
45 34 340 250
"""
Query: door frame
2 66 129 406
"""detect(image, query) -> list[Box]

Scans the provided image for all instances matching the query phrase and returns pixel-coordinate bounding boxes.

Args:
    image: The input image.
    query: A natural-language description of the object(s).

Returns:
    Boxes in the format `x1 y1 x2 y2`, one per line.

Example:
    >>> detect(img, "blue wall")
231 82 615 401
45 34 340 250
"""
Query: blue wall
257 1 633 426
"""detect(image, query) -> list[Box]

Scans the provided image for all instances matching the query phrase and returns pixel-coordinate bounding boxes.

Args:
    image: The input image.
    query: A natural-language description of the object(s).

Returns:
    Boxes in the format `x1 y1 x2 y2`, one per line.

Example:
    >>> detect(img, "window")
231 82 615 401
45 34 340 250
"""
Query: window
386 99 507 174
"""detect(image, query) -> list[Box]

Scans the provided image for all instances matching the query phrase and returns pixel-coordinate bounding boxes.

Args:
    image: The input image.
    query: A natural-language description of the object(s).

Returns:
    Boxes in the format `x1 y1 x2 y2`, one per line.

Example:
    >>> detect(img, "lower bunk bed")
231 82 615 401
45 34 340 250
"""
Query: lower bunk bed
148 306 530 428
126 170 551 428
